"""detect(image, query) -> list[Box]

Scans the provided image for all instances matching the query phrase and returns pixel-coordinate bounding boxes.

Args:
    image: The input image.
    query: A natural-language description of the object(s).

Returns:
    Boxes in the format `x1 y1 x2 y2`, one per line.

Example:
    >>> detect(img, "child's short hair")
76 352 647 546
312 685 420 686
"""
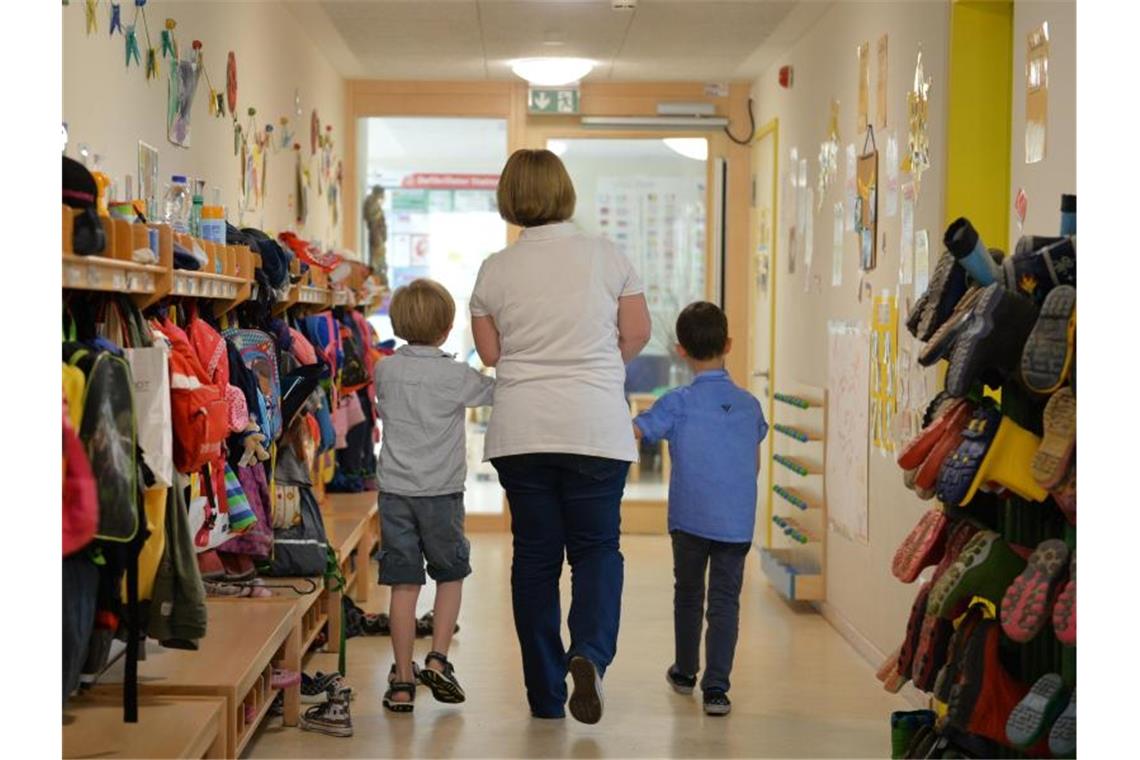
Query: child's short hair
676 301 728 360
389 279 455 345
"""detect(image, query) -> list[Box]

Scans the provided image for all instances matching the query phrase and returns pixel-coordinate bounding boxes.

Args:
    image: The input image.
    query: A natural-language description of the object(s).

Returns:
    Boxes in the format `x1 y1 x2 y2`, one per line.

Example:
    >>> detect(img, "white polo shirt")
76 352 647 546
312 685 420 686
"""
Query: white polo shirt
470 222 645 463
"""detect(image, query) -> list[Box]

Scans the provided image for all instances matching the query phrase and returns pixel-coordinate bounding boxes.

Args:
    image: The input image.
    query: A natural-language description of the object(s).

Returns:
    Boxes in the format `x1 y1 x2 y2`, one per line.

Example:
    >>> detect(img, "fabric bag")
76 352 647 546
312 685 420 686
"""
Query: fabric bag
125 343 174 488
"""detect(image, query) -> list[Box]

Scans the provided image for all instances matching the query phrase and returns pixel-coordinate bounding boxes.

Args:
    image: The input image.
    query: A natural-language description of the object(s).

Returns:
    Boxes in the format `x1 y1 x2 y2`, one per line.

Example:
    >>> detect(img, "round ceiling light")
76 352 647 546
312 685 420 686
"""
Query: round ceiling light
510 58 595 86
663 138 709 162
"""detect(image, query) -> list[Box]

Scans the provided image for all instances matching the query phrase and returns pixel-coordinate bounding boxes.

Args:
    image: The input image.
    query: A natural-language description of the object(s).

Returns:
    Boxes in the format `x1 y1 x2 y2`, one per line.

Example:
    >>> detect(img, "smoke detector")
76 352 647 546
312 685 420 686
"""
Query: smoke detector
612 0 636 10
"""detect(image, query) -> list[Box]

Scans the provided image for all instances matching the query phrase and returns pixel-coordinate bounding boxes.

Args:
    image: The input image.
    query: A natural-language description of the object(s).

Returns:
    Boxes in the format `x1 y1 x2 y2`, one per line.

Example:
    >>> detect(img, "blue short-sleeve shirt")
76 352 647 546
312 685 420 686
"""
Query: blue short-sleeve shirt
634 370 768 543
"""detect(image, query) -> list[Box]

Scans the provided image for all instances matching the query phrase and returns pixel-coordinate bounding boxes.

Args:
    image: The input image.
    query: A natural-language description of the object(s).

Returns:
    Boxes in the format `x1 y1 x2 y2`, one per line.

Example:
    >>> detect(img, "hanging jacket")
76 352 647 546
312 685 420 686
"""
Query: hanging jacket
147 475 207 648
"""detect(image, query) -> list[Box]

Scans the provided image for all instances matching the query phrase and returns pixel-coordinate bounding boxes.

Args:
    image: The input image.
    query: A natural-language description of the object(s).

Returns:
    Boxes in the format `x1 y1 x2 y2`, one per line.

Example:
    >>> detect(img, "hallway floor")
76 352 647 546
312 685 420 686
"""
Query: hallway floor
246 533 909 758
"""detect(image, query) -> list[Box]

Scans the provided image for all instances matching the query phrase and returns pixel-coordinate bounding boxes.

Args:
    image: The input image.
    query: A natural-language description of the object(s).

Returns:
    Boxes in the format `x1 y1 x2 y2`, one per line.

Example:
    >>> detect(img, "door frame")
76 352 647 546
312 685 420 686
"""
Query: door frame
748 117 779 548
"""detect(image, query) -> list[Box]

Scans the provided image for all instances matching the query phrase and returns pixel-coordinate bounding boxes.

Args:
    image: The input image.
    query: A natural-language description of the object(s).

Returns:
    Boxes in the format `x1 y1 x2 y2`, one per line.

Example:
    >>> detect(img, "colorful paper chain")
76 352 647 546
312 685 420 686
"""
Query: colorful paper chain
774 393 814 409
773 454 809 476
772 484 809 510
773 423 811 442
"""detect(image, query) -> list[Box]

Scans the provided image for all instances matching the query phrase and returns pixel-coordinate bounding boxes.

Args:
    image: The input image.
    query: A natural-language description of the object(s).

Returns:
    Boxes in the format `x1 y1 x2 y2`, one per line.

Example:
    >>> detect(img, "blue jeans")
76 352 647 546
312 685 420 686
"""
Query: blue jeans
492 454 630 718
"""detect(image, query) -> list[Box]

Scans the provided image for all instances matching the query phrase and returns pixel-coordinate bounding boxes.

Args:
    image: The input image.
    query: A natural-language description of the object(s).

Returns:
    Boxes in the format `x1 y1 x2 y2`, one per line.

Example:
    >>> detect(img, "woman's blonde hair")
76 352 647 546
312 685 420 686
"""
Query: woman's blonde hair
389 278 455 345
496 149 576 228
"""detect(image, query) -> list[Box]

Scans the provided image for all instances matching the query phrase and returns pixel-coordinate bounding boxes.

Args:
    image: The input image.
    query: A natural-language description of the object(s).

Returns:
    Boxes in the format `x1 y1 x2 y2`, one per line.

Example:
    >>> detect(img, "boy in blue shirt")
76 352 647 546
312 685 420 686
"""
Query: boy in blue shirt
634 301 768 716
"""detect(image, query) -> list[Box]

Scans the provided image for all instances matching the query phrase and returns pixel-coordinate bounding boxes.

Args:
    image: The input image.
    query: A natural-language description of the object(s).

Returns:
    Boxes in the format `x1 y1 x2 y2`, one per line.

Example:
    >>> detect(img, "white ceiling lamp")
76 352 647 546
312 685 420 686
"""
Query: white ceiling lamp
511 58 594 86
663 138 708 162
547 140 569 157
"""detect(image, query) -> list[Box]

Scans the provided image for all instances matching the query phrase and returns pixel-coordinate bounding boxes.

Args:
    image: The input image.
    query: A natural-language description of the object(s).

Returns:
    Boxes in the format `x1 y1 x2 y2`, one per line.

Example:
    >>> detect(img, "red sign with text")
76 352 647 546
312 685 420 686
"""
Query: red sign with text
400 173 500 190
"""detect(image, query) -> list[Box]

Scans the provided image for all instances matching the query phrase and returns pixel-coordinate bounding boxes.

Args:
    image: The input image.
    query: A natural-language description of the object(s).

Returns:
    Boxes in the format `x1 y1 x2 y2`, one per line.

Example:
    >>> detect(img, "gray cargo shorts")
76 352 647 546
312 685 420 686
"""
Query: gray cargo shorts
377 492 472 586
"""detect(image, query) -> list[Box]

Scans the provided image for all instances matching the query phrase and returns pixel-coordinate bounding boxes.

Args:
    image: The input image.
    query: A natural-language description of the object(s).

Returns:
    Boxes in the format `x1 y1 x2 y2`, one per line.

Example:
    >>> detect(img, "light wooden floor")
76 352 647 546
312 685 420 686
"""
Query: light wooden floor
246 533 909 758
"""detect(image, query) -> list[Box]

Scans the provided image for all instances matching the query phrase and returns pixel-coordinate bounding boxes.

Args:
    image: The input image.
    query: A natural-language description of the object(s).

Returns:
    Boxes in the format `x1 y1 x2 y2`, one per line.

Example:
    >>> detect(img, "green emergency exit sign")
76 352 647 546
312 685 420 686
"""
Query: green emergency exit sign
528 87 580 115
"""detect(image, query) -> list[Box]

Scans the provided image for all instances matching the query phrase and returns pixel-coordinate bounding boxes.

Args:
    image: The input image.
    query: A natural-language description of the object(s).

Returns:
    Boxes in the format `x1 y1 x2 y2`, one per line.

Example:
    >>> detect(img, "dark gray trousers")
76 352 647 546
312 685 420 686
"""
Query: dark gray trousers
671 530 750 694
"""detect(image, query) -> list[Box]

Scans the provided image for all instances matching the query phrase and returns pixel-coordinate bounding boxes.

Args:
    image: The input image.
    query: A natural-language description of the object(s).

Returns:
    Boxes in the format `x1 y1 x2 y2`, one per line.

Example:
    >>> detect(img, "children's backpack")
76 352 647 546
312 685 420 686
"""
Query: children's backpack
338 324 371 393
154 319 229 473
62 407 98 556
262 443 330 577
301 312 341 379
223 329 283 442
65 345 139 543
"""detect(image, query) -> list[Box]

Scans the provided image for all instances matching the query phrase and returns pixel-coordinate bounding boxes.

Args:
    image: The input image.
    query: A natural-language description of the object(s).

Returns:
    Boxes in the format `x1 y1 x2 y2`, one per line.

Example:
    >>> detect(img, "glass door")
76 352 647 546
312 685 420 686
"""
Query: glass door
553 137 710 514
361 117 508 524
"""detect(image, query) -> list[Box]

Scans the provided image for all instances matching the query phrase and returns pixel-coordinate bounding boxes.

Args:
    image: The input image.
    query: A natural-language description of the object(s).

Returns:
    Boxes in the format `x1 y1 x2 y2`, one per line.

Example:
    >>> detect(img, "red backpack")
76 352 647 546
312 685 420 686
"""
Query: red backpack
154 318 229 473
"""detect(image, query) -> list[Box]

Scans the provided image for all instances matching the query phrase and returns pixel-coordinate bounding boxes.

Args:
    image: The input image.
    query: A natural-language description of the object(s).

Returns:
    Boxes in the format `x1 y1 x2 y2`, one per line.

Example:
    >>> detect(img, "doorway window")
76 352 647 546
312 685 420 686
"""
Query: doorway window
361 117 508 515
554 137 708 500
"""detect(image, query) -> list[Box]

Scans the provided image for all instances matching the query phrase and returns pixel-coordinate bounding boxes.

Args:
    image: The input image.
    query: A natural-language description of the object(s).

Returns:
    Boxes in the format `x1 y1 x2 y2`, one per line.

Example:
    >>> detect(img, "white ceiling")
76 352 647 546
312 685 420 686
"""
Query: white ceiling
284 0 830 82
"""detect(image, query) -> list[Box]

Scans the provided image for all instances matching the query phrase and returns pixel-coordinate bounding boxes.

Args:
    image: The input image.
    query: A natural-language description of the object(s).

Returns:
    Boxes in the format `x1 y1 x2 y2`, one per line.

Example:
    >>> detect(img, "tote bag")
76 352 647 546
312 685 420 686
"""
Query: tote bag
126 344 174 488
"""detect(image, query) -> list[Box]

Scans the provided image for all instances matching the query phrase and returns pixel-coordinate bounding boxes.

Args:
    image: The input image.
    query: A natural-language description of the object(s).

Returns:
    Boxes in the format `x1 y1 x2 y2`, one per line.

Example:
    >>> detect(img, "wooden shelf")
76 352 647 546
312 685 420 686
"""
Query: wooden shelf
62 208 256 315
62 254 167 296
759 547 824 602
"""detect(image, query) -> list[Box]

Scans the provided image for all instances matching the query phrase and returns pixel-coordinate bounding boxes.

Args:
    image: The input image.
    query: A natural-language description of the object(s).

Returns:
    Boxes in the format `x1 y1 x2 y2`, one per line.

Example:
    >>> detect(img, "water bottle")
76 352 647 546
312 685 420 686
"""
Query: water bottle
1060 194 1076 235
189 192 204 238
163 175 191 233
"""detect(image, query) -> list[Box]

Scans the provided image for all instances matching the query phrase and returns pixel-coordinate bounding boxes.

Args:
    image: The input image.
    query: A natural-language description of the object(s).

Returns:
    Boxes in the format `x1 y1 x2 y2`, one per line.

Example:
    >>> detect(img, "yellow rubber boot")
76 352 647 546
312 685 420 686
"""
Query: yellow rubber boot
961 416 1048 504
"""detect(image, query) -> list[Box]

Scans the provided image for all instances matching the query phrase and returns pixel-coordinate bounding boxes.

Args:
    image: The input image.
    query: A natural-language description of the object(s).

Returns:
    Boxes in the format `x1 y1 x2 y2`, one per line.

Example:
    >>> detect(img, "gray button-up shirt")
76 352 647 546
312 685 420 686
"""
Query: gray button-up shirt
375 345 495 497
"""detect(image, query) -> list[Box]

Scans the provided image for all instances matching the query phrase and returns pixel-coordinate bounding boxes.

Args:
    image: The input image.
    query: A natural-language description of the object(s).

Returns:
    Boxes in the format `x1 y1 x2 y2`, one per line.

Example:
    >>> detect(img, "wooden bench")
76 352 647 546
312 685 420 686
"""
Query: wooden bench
326 513 370 606
92 601 295 759
323 491 380 557
63 694 225 759
208 579 328 726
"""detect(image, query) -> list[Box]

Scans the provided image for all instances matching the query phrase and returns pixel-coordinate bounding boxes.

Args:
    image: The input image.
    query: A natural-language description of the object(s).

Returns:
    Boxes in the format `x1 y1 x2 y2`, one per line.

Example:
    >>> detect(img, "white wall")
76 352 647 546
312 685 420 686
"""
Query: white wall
1009 1 1076 244
63 1 346 248
752 1 952 657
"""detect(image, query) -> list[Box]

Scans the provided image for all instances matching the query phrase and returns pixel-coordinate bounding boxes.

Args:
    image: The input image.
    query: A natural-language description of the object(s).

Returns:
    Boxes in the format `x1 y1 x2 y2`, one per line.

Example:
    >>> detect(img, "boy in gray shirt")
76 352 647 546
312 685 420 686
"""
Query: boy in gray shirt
375 278 494 713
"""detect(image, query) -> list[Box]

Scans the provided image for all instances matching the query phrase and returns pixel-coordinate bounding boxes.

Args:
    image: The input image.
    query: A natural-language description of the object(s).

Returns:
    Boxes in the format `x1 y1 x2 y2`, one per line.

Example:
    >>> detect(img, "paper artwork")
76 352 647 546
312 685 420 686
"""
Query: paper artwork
845 143 857 232
902 48 932 193
855 132 879 271
914 230 930 295
877 34 889 128
900 181 915 287
871 293 899 455
817 100 840 208
832 202 844 287
827 320 871 544
885 131 899 216
857 42 871 130
167 50 201 148
1025 22 1050 164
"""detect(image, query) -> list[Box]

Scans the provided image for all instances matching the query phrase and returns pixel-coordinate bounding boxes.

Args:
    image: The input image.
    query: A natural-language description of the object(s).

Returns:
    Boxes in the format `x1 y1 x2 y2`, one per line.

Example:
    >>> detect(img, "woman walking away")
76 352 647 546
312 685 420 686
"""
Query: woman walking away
470 149 652 723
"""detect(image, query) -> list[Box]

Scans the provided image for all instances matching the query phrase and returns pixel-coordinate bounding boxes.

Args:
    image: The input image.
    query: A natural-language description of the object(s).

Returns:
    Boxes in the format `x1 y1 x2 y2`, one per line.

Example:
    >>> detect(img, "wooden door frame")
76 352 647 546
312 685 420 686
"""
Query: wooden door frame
748 118 779 548
343 80 752 532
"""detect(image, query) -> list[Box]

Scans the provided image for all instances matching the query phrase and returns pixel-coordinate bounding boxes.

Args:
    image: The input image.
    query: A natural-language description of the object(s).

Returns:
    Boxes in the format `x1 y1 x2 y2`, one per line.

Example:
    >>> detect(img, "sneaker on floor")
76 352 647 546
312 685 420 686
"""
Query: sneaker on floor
666 665 697 695
927 530 1027 619
1032 387 1076 489
703 689 732 716
568 656 604 724
1006 673 1067 749
300 674 328 706
299 696 353 737
1021 285 1076 394
313 670 354 701
1000 539 1070 643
